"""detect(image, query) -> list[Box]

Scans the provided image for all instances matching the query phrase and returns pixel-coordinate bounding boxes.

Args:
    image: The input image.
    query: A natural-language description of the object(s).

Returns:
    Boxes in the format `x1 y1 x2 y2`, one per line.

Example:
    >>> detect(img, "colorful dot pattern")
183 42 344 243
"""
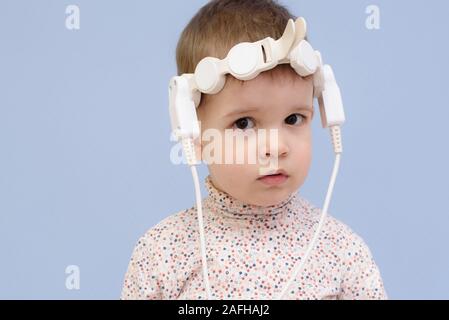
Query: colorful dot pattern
121 175 387 300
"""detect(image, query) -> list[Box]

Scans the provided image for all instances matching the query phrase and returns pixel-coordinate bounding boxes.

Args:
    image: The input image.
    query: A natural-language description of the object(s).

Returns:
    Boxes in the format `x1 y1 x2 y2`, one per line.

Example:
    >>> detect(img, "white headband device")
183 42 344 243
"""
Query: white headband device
194 18 319 94
168 17 345 300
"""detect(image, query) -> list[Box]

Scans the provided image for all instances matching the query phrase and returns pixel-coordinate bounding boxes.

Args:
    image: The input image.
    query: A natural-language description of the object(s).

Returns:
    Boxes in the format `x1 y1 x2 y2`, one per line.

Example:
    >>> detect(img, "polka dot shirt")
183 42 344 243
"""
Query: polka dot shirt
121 175 387 300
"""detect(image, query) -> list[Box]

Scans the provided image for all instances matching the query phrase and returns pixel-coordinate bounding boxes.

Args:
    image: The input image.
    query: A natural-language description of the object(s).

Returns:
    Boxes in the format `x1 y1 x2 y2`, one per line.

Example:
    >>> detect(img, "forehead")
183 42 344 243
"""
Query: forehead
204 68 314 118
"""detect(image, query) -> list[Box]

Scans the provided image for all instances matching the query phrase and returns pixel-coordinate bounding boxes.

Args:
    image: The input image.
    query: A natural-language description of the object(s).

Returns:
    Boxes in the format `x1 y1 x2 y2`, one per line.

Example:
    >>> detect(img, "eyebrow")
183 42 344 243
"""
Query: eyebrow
224 105 313 118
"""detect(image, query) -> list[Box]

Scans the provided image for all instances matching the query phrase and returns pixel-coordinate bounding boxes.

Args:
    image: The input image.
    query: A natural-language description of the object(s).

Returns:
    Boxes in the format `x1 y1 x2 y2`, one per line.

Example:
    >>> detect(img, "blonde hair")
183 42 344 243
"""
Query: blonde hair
175 0 305 107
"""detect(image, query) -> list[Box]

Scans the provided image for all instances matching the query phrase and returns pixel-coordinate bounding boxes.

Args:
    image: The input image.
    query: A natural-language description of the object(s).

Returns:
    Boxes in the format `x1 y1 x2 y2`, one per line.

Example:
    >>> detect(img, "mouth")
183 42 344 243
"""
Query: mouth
257 169 289 179
257 170 289 186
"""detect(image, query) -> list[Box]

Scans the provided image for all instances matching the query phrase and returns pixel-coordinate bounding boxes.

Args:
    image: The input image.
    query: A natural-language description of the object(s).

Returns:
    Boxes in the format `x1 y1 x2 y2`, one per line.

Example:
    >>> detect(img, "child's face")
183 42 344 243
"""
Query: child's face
197 68 314 206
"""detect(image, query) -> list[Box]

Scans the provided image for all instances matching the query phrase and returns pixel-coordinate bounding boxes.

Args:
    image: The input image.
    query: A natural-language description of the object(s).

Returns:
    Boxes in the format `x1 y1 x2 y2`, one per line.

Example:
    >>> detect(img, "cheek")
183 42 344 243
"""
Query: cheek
217 131 260 164
207 163 251 195
208 135 258 181
291 135 312 165
210 164 248 180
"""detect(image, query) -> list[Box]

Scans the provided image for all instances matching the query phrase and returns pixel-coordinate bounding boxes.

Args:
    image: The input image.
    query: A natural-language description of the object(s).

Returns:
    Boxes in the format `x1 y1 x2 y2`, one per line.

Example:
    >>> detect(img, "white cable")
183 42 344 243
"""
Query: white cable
190 165 213 300
181 137 213 300
275 125 342 299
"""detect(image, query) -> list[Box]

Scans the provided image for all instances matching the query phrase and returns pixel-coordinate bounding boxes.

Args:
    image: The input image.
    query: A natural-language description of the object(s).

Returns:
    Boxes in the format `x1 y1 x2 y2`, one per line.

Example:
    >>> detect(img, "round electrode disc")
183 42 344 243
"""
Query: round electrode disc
194 58 221 93
299 41 318 73
228 43 259 77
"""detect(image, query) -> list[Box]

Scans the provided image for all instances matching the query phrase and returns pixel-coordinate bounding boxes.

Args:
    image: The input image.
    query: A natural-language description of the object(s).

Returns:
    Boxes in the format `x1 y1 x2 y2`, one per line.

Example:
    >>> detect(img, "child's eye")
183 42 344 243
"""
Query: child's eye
285 113 307 126
232 117 255 130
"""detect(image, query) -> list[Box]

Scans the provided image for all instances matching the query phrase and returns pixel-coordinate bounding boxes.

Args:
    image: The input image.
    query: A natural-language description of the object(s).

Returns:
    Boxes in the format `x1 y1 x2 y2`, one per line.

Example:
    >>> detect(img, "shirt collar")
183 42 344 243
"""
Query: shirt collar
203 174 298 219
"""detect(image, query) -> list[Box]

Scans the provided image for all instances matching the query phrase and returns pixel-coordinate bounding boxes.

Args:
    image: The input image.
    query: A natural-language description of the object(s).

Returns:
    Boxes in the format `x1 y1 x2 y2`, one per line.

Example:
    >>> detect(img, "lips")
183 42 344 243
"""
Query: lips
257 169 289 179
257 169 289 186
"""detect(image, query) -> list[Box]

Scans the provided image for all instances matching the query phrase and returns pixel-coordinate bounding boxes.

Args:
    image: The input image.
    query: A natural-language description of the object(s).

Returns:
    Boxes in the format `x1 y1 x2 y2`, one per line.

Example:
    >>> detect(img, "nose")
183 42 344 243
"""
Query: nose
259 128 289 160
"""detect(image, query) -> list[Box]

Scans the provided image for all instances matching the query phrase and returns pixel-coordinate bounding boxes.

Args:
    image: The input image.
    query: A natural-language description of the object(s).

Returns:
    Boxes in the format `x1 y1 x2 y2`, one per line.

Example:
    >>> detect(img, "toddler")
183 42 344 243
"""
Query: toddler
121 0 387 300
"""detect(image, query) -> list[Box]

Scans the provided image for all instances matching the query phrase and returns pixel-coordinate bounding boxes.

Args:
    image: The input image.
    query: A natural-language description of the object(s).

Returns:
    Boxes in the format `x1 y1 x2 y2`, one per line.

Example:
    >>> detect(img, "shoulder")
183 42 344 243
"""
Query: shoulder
121 207 198 300
298 196 375 258
299 197 387 299
133 206 198 253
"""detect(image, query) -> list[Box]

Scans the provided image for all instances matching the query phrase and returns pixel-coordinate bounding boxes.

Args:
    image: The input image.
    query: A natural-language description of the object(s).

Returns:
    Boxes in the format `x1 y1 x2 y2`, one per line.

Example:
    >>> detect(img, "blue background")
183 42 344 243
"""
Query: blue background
1 0 448 299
